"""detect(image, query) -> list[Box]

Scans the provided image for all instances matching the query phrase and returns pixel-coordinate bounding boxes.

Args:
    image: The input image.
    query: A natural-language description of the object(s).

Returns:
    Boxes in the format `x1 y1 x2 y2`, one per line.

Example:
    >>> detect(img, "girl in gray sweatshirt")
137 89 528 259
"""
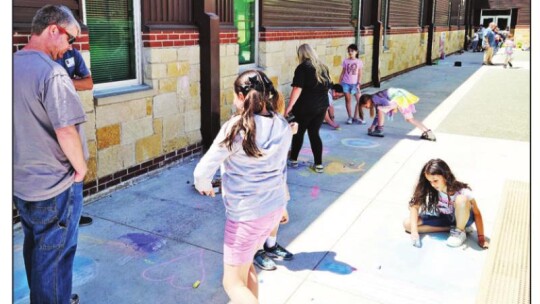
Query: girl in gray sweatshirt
194 70 292 303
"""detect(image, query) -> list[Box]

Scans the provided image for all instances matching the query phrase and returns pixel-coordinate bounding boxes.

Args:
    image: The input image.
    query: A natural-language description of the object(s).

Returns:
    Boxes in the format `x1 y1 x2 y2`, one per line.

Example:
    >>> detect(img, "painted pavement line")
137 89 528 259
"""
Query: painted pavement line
414 66 488 135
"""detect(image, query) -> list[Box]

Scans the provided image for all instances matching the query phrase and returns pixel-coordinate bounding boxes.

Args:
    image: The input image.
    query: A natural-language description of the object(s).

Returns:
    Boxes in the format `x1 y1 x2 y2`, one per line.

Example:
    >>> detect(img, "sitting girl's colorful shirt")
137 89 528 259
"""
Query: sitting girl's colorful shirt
428 188 474 215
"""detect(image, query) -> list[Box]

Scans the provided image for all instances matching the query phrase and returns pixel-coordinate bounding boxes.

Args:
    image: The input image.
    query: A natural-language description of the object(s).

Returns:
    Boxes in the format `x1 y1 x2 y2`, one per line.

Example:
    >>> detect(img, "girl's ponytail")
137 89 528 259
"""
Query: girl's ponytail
222 70 278 157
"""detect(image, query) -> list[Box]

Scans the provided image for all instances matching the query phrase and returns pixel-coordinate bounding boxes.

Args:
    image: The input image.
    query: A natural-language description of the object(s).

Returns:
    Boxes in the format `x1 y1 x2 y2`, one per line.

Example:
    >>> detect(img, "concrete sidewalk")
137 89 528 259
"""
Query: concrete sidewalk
13 50 530 304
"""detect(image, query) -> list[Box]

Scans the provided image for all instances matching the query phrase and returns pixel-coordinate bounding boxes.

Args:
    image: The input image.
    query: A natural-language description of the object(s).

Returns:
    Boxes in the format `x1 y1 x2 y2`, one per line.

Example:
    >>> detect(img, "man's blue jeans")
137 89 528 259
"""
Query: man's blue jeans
14 182 83 304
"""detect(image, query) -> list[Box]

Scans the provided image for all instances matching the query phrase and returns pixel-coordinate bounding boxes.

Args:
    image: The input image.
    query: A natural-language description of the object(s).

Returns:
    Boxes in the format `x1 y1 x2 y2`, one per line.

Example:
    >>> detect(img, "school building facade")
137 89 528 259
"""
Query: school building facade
12 0 530 199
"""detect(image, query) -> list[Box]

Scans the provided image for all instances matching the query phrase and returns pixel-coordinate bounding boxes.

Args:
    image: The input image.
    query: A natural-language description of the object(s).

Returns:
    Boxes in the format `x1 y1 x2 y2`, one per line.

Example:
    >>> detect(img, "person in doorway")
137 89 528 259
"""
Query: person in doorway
403 159 489 248
483 22 497 65
55 46 94 226
477 24 485 52
14 4 88 304
502 33 515 68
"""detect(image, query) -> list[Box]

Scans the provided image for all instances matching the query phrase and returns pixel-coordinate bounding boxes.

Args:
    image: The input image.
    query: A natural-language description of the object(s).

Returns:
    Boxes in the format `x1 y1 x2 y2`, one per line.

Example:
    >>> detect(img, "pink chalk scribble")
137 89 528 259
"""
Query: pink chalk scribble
142 249 206 290
311 186 320 199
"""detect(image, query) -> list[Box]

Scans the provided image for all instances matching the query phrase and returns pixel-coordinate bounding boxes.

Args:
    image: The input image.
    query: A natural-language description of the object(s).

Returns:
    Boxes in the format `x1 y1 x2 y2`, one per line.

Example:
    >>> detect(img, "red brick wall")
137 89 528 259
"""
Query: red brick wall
260 29 354 42
142 29 199 47
13 32 90 52
141 28 238 48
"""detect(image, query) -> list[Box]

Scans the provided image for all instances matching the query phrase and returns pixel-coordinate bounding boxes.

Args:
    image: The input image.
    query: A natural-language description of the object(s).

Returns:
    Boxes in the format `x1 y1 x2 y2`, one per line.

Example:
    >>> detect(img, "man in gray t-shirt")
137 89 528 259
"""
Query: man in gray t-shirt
13 4 88 303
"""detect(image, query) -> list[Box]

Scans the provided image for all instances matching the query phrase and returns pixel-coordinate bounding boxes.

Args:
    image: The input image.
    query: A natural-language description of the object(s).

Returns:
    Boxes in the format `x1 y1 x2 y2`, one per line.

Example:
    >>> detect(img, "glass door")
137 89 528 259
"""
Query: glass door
234 0 257 65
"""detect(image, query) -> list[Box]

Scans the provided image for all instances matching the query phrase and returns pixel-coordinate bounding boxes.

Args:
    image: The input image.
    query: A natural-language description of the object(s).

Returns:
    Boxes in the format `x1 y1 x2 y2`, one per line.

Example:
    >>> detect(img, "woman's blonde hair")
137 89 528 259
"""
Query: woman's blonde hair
297 43 330 84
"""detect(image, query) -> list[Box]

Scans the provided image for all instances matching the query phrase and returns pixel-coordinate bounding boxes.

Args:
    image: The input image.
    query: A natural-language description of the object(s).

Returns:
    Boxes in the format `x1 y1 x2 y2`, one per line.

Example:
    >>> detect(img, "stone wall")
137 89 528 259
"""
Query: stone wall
82 44 203 196
430 29 466 61
259 36 356 100
513 27 530 49
219 43 240 123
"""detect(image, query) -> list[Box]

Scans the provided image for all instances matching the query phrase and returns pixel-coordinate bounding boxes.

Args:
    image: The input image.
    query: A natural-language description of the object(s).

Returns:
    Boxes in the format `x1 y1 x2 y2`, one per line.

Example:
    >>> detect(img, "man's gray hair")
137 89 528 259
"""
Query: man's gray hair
31 4 81 36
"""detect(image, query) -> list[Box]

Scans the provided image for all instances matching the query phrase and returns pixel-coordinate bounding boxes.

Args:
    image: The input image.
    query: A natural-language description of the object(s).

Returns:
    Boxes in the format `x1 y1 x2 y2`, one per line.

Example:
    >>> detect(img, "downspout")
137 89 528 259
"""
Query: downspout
371 0 382 87
355 0 362 47
426 0 435 65
463 0 469 49
194 0 221 151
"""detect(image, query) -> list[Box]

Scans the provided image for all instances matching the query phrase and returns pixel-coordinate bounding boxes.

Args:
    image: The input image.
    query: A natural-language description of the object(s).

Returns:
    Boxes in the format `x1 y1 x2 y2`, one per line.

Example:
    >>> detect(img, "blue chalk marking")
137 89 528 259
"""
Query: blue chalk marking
73 255 98 286
122 233 166 253
14 269 29 302
341 138 379 148
319 261 357 275
14 255 97 302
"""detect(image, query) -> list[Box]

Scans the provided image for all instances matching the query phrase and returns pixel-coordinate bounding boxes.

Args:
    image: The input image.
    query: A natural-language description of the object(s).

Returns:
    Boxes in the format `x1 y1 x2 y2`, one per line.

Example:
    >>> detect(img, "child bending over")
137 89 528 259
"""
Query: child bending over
359 88 436 141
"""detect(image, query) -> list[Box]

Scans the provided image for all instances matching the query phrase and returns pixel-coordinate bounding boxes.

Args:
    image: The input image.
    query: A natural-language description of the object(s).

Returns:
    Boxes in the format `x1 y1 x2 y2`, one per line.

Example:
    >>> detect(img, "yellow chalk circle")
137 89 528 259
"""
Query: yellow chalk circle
192 280 201 288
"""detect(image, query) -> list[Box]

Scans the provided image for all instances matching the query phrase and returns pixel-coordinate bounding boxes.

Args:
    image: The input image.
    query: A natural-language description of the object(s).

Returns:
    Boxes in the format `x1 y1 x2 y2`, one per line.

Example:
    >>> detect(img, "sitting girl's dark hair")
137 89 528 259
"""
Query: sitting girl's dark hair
409 159 470 213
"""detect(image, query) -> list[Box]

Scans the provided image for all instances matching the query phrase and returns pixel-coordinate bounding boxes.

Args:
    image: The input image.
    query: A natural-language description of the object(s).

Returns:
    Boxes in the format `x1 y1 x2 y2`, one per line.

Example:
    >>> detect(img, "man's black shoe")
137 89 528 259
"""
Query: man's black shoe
79 215 93 226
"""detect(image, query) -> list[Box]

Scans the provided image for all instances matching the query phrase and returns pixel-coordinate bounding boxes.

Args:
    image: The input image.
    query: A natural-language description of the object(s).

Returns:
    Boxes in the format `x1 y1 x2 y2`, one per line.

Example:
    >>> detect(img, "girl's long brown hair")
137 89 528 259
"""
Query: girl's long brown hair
221 70 280 157
359 94 375 118
409 158 471 213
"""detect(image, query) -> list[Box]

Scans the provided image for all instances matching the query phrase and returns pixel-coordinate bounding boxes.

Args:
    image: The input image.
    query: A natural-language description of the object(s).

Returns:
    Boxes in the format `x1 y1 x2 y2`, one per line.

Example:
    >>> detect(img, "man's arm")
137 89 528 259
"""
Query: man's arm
55 125 87 182
72 76 93 91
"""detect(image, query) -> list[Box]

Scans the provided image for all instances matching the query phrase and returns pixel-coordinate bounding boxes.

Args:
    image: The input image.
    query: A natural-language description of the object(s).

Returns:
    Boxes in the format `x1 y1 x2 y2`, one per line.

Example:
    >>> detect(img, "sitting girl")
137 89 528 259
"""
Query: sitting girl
359 88 436 141
403 158 489 248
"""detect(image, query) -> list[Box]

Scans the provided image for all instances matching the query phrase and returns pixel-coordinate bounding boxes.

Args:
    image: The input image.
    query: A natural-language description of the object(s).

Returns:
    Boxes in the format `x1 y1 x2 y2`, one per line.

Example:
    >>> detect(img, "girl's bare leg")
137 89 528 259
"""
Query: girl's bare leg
353 92 361 120
454 196 472 231
405 117 429 132
403 217 452 233
344 93 353 118
223 262 259 304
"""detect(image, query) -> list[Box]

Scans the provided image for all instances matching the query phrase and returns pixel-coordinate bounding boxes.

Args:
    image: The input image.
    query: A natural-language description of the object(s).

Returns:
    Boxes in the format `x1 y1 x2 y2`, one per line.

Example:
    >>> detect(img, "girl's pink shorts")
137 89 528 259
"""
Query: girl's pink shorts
223 207 285 266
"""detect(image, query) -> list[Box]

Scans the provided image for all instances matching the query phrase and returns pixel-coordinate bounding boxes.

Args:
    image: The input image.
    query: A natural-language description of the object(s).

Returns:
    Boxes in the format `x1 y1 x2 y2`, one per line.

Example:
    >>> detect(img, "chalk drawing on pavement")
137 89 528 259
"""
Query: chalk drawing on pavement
142 249 206 290
341 138 379 149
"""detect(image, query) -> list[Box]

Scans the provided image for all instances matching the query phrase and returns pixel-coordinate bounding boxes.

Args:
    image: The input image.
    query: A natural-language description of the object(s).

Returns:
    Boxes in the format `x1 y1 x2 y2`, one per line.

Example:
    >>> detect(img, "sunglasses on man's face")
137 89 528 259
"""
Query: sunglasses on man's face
54 24 76 44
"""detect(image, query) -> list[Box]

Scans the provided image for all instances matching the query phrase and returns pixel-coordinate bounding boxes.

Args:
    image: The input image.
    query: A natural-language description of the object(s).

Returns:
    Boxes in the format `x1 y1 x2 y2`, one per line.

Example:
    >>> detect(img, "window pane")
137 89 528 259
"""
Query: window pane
86 0 136 84
234 0 255 65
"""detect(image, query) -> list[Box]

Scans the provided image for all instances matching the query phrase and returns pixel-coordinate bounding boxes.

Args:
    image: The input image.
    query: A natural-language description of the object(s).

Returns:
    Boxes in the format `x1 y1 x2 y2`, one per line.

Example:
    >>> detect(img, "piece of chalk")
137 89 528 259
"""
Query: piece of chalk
192 280 201 288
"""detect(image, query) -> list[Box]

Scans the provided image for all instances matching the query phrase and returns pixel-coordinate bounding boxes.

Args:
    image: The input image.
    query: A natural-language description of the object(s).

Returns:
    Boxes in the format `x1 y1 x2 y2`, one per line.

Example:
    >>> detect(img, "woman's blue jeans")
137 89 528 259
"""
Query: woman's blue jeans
14 181 83 304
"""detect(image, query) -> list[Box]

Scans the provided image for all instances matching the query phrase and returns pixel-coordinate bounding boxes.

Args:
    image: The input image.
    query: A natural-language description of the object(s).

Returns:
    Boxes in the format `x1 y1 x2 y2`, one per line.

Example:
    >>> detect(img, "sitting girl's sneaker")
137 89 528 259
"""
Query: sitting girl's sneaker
420 130 436 141
447 228 467 247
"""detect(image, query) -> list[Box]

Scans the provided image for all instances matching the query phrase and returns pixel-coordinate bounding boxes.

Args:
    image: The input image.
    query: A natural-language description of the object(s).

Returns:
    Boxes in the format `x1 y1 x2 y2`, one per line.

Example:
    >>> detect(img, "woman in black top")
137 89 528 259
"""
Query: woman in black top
285 43 331 173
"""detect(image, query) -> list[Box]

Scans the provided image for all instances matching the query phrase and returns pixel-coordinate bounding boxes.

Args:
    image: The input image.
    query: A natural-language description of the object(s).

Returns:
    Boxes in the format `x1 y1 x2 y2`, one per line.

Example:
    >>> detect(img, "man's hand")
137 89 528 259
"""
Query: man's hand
74 169 87 182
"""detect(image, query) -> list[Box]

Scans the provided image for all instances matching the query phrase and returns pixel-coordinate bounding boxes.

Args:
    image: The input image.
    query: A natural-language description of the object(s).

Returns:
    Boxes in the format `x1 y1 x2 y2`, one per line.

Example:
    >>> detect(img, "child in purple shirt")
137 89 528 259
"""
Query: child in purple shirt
359 88 436 141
